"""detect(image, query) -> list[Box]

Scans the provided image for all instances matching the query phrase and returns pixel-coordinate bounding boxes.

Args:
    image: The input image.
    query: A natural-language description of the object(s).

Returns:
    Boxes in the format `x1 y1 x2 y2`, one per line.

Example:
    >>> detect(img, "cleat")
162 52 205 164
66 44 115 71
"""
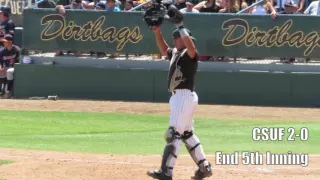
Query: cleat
147 169 173 180
191 163 213 180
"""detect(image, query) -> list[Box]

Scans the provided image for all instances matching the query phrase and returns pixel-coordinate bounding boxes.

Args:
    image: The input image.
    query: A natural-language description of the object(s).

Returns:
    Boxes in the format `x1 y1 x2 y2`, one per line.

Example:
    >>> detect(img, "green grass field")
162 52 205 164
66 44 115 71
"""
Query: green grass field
0 110 318 154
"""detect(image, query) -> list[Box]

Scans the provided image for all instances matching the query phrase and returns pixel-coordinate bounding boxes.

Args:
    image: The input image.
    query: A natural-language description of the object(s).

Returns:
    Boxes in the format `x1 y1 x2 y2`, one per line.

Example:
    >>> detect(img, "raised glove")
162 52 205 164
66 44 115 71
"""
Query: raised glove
164 5 184 28
143 2 166 28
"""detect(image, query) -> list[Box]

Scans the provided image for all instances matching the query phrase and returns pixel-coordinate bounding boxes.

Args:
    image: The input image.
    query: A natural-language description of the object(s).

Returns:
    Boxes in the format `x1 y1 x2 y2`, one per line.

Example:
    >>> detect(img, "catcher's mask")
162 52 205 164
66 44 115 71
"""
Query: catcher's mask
143 1 167 27
172 28 196 41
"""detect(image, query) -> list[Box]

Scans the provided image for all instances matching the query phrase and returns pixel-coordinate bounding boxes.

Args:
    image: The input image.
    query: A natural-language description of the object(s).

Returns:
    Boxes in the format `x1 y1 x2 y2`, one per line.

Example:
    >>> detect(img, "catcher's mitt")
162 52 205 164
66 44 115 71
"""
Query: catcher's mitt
143 1 167 28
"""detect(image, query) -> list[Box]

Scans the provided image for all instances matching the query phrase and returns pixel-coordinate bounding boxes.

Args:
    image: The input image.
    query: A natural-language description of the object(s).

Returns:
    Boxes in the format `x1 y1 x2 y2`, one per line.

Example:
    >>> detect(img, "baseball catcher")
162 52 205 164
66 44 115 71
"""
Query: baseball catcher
144 3 213 180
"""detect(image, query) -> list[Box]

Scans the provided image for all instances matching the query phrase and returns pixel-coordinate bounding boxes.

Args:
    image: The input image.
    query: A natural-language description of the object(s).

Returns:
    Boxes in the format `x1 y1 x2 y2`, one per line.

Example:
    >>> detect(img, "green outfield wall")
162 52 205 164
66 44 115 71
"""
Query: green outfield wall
23 9 320 58
14 64 320 107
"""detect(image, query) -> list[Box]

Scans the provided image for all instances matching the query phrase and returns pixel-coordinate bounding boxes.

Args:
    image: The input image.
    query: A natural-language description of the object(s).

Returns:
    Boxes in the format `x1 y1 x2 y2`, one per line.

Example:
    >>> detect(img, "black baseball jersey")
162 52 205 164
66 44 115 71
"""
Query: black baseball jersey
167 48 198 92
0 19 15 38
0 45 21 68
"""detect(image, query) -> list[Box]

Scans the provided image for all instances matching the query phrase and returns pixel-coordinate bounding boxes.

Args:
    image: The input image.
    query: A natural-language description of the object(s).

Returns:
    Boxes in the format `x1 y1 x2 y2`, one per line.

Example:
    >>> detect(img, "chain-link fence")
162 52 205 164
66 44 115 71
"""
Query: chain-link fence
29 51 320 65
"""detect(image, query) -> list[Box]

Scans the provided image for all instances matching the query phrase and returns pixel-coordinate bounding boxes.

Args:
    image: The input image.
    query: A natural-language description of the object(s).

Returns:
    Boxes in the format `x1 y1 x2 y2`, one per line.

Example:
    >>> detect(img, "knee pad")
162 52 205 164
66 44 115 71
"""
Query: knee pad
161 127 181 176
6 68 14 80
164 126 181 143
181 131 193 140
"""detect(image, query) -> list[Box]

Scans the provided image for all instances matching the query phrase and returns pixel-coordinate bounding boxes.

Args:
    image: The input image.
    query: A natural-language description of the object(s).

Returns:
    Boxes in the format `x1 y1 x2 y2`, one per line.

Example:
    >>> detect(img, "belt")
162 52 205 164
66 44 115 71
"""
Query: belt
171 88 193 95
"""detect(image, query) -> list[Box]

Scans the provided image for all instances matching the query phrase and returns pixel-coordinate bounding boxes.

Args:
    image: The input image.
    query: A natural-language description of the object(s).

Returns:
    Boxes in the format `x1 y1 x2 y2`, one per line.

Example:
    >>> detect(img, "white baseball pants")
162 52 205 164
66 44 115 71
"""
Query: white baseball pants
169 89 198 135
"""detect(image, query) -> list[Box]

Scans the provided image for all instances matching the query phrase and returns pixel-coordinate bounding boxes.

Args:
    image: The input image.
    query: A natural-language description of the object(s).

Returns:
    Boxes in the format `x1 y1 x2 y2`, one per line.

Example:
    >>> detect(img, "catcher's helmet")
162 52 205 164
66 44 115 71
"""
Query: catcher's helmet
0 6 11 17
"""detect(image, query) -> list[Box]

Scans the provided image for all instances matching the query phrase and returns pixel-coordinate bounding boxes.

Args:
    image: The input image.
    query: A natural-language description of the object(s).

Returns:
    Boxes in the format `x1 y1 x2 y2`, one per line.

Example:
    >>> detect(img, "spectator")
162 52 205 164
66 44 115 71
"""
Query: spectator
64 0 86 9
240 0 250 12
133 0 152 10
95 1 107 9
86 0 122 9
249 0 277 19
180 0 200 13
246 0 255 5
279 0 299 13
219 0 240 12
297 0 305 12
194 0 226 13
82 0 96 9
0 6 15 40
132 0 139 6
55 0 87 16
106 0 121 11
114 0 123 8
37 0 57 8
304 0 320 15
277 0 304 12
0 34 20 99
124 0 134 10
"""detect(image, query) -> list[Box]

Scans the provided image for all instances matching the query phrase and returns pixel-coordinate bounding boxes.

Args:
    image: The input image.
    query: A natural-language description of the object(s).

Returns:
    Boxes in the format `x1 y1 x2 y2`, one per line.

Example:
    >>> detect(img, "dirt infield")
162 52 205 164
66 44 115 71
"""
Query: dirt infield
0 99 319 180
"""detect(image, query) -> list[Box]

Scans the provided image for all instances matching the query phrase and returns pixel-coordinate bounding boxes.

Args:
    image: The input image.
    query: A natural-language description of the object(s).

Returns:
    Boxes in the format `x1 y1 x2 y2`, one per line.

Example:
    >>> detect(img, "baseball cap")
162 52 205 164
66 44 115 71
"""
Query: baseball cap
95 2 106 9
284 0 295 7
0 34 13 42
172 28 196 41
0 6 11 16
